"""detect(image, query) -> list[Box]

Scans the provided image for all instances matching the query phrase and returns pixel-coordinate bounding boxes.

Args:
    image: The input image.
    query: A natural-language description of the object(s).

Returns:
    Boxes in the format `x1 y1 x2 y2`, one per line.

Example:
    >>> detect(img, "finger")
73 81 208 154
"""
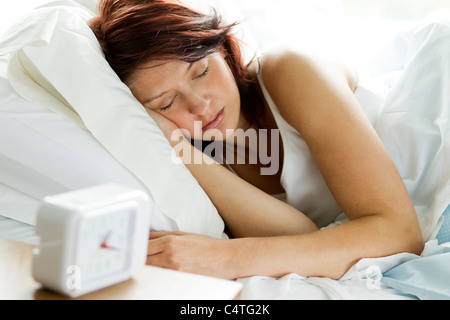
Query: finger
147 237 167 256
149 231 187 239
146 252 169 268
146 248 185 272
149 232 170 240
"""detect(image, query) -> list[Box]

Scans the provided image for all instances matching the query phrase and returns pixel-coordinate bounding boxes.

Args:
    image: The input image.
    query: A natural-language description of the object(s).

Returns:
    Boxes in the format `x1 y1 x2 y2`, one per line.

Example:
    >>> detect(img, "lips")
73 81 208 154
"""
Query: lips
202 108 224 130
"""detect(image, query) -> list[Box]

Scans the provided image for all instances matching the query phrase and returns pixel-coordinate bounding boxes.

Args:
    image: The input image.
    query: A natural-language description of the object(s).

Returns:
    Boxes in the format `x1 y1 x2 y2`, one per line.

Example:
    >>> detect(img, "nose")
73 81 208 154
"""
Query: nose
187 91 210 116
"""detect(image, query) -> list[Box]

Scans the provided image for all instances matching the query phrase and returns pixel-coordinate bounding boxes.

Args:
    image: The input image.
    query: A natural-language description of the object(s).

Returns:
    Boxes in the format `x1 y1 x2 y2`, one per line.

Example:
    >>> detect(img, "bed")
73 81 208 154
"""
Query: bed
1 0 449 300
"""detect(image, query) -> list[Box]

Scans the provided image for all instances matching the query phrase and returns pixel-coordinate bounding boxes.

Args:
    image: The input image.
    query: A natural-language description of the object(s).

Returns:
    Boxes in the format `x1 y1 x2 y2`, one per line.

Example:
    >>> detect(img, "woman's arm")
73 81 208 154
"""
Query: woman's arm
147 49 423 280
251 49 424 277
151 114 318 238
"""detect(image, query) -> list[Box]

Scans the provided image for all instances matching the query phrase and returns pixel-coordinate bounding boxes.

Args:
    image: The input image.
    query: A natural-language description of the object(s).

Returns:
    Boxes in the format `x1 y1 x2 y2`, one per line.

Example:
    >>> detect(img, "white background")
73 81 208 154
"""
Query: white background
2 0 450 71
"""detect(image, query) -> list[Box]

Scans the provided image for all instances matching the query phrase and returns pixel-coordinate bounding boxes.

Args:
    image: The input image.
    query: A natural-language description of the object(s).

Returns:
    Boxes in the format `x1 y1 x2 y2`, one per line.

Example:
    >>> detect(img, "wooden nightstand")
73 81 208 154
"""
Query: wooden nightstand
0 237 242 300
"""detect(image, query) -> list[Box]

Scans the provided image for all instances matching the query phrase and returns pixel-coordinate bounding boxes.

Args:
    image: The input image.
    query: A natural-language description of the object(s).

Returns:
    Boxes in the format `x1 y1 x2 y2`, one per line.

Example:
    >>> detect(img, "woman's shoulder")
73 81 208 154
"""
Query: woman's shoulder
258 48 357 97
254 48 358 132
258 48 310 75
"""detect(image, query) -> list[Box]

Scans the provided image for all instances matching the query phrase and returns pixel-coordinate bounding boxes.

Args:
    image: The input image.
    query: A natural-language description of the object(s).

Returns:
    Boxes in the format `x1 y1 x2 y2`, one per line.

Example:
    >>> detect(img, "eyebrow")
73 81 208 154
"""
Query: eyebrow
141 62 195 105
142 90 169 105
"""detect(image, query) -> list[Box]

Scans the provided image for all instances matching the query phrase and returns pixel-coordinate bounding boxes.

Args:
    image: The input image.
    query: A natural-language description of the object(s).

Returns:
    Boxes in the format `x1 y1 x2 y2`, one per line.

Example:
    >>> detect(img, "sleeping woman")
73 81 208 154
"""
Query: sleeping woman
89 0 450 280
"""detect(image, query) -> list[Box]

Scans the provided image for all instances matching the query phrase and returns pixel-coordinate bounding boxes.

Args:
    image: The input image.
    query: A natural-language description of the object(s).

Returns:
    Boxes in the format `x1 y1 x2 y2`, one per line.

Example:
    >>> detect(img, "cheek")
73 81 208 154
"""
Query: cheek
171 113 193 130
170 113 201 139
214 68 241 123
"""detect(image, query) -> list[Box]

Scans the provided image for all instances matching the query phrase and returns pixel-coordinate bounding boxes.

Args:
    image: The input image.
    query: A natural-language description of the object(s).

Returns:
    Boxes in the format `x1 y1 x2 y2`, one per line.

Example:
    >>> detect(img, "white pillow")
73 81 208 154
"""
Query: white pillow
0 70 154 224
0 1 225 238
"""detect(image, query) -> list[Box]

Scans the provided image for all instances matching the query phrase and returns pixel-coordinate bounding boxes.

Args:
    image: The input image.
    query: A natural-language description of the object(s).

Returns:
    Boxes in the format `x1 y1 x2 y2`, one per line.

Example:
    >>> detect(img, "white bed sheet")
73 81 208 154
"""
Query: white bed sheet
0 216 38 245
237 272 416 300
0 51 40 243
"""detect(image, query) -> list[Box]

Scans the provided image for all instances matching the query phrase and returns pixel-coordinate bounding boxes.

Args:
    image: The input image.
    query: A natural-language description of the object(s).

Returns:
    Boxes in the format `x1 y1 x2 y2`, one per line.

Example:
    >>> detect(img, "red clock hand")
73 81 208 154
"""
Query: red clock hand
100 231 111 249
101 242 110 249
100 231 120 251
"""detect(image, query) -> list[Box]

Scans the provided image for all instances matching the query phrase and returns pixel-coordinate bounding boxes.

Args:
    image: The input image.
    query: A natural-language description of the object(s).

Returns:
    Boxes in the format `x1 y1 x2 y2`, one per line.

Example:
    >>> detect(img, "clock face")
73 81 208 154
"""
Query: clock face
76 206 134 285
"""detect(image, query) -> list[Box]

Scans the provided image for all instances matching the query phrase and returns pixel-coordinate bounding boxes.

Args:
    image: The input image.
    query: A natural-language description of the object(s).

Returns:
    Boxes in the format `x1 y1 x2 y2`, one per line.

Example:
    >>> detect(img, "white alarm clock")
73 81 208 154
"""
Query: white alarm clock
32 184 152 298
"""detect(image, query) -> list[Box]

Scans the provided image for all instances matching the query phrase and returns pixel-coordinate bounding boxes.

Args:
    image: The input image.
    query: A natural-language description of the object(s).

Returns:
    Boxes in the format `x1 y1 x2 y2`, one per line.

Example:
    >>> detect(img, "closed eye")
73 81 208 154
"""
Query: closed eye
160 95 176 112
194 65 210 80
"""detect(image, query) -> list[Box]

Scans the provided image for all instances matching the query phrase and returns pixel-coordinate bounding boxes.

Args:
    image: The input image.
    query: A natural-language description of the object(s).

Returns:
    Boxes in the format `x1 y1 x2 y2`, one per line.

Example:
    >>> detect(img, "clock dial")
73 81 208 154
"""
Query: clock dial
76 208 134 285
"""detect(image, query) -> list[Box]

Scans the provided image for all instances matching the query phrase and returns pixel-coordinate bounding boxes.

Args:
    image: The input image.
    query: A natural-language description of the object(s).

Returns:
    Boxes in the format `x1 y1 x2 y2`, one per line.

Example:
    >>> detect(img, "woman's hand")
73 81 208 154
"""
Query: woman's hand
147 232 236 279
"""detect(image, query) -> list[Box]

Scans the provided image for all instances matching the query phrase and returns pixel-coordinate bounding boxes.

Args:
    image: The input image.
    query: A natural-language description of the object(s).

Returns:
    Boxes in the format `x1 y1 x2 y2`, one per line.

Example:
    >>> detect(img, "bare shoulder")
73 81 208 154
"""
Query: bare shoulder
257 48 357 130
259 48 357 100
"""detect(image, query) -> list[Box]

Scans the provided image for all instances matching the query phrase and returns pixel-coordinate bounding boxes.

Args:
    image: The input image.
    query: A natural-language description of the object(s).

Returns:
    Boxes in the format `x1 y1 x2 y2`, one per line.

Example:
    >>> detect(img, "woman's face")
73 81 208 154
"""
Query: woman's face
127 51 244 141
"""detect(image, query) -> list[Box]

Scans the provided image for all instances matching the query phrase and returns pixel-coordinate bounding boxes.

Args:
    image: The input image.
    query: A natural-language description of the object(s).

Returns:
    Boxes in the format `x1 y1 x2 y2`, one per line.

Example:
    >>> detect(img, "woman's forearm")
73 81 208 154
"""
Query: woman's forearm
166 134 422 280
170 135 318 237
224 213 423 279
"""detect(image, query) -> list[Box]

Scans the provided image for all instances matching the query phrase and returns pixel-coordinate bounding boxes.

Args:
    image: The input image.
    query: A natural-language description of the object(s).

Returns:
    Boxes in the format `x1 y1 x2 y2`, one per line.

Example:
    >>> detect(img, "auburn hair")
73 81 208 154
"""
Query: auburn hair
89 0 264 127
